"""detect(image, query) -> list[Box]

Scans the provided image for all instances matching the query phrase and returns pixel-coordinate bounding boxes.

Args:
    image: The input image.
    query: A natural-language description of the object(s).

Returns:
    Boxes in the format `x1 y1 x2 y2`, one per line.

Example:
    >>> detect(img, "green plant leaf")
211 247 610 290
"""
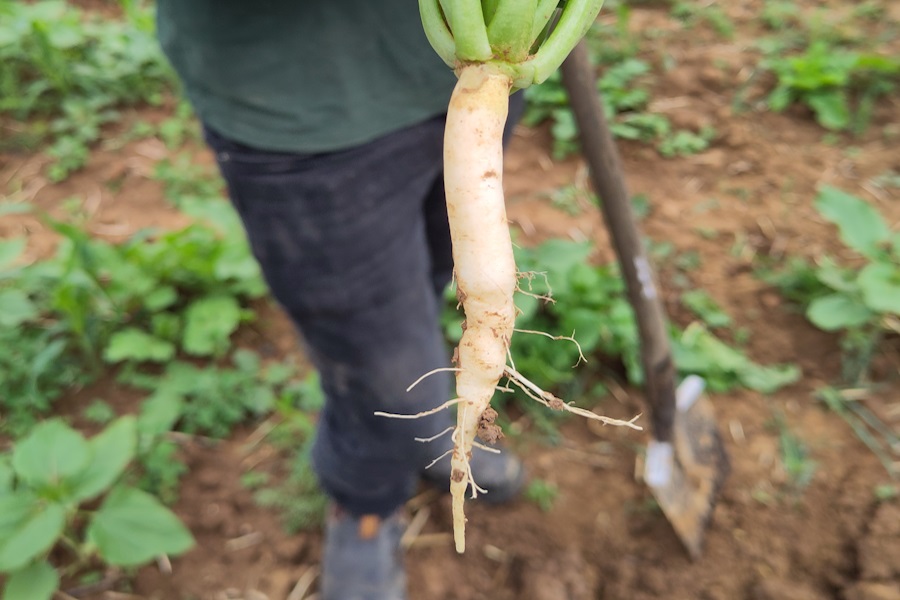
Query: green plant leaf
681 289 731 328
70 417 138 503
182 295 242 356
857 263 900 315
88 486 194 566
674 324 799 393
738 363 801 394
814 256 857 293
0 458 13 496
2 560 59 600
807 293 874 331
137 390 184 437
12 419 89 489
104 328 176 363
767 85 793 112
0 502 65 572
0 290 38 327
143 286 177 311
0 494 35 541
808 90 850 130
530 239 593 276
815 186 890 258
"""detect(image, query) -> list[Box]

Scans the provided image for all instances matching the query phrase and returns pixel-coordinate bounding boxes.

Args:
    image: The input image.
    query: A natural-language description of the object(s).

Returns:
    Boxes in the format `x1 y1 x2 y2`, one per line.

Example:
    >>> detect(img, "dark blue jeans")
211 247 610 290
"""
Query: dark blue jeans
205 97 524 517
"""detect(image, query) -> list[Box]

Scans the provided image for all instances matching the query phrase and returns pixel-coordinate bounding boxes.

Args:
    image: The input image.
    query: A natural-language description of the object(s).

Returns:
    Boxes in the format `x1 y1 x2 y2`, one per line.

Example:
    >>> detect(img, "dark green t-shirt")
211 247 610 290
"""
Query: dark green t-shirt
156 0 457 152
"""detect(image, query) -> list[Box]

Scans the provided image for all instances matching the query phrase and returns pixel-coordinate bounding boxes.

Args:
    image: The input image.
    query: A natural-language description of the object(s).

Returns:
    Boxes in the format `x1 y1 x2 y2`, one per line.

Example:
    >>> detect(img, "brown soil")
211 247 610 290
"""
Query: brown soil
2 1 899 599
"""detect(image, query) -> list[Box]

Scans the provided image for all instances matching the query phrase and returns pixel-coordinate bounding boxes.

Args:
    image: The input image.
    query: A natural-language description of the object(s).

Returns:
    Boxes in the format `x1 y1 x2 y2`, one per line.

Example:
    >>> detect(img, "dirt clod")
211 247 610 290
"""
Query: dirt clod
477 407 504 444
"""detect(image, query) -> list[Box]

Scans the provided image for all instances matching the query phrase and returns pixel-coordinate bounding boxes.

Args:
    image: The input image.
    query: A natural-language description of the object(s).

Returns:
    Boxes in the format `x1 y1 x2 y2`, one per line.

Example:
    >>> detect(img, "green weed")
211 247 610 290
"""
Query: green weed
523 13 713 160
760 0 800 31
120 350 302 439
761 186 899 384
772 413 817 490
252 374 328 532
0 417 194 600
681 289 731 329
0 0 174 179
759 188 898 477
671 1 735 39
0 202 265 434
764 40 900 133
82 399 116 425
525 479 560 512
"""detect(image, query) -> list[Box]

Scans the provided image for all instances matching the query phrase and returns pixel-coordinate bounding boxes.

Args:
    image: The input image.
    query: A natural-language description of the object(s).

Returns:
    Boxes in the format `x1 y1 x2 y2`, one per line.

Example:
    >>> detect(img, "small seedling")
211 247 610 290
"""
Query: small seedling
671 1 735 39
525 479 560 512
774 415 817 490
240 471 271 491
82 399 116 425
764 40 900 133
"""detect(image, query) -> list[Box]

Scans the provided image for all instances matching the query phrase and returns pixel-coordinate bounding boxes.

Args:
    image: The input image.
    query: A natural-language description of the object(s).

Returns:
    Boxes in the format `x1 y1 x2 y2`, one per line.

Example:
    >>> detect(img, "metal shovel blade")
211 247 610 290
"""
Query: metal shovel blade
644 376 731 560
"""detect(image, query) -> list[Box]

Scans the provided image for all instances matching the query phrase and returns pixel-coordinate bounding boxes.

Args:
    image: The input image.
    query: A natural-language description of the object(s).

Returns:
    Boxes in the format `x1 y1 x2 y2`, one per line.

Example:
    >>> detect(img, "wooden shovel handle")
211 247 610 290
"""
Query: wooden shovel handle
560 41 676 444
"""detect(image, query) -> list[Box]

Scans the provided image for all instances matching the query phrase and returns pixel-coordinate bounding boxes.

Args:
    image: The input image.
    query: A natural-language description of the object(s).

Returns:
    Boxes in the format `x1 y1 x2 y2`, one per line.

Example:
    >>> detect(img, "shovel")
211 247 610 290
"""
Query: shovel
560 41 730 560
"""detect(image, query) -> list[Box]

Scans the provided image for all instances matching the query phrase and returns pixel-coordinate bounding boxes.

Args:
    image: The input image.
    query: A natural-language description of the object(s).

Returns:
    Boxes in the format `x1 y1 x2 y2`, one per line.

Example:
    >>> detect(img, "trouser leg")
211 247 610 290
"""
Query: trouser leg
205 118 454 517
204 93 525 518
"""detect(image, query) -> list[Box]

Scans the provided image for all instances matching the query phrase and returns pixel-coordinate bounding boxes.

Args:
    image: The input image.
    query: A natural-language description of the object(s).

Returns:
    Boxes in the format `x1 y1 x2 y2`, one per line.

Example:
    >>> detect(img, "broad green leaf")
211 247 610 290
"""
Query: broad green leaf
815 186 890 259
2 560 59 600
12 420 89 489
767 85 793 112
739 363 801 394
232 348 261 373
104 328 175 363
681 290 731 328
808 90 850 130
807 293 873 331
530 240 593 277
30 339 66 384
0 494 34 540
679 324 748 372
0 502 65 572
182 295 242 356
88 486 194 566
674 324 799 394
137 390 184 437
143 286 177 312
814 256 857 293
0 458 13 496
0 290 38 327
857 263 900 315
70 417 137 503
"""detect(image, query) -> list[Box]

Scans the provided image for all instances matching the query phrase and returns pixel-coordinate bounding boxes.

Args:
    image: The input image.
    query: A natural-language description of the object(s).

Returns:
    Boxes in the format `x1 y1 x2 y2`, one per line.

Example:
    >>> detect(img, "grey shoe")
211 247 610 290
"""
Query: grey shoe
421 432 526 504
320 507 407 600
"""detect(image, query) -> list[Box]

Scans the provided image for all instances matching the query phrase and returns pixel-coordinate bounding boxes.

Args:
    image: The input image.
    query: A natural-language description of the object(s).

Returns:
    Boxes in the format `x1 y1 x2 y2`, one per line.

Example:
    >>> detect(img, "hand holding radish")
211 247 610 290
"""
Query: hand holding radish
382 0 641 553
